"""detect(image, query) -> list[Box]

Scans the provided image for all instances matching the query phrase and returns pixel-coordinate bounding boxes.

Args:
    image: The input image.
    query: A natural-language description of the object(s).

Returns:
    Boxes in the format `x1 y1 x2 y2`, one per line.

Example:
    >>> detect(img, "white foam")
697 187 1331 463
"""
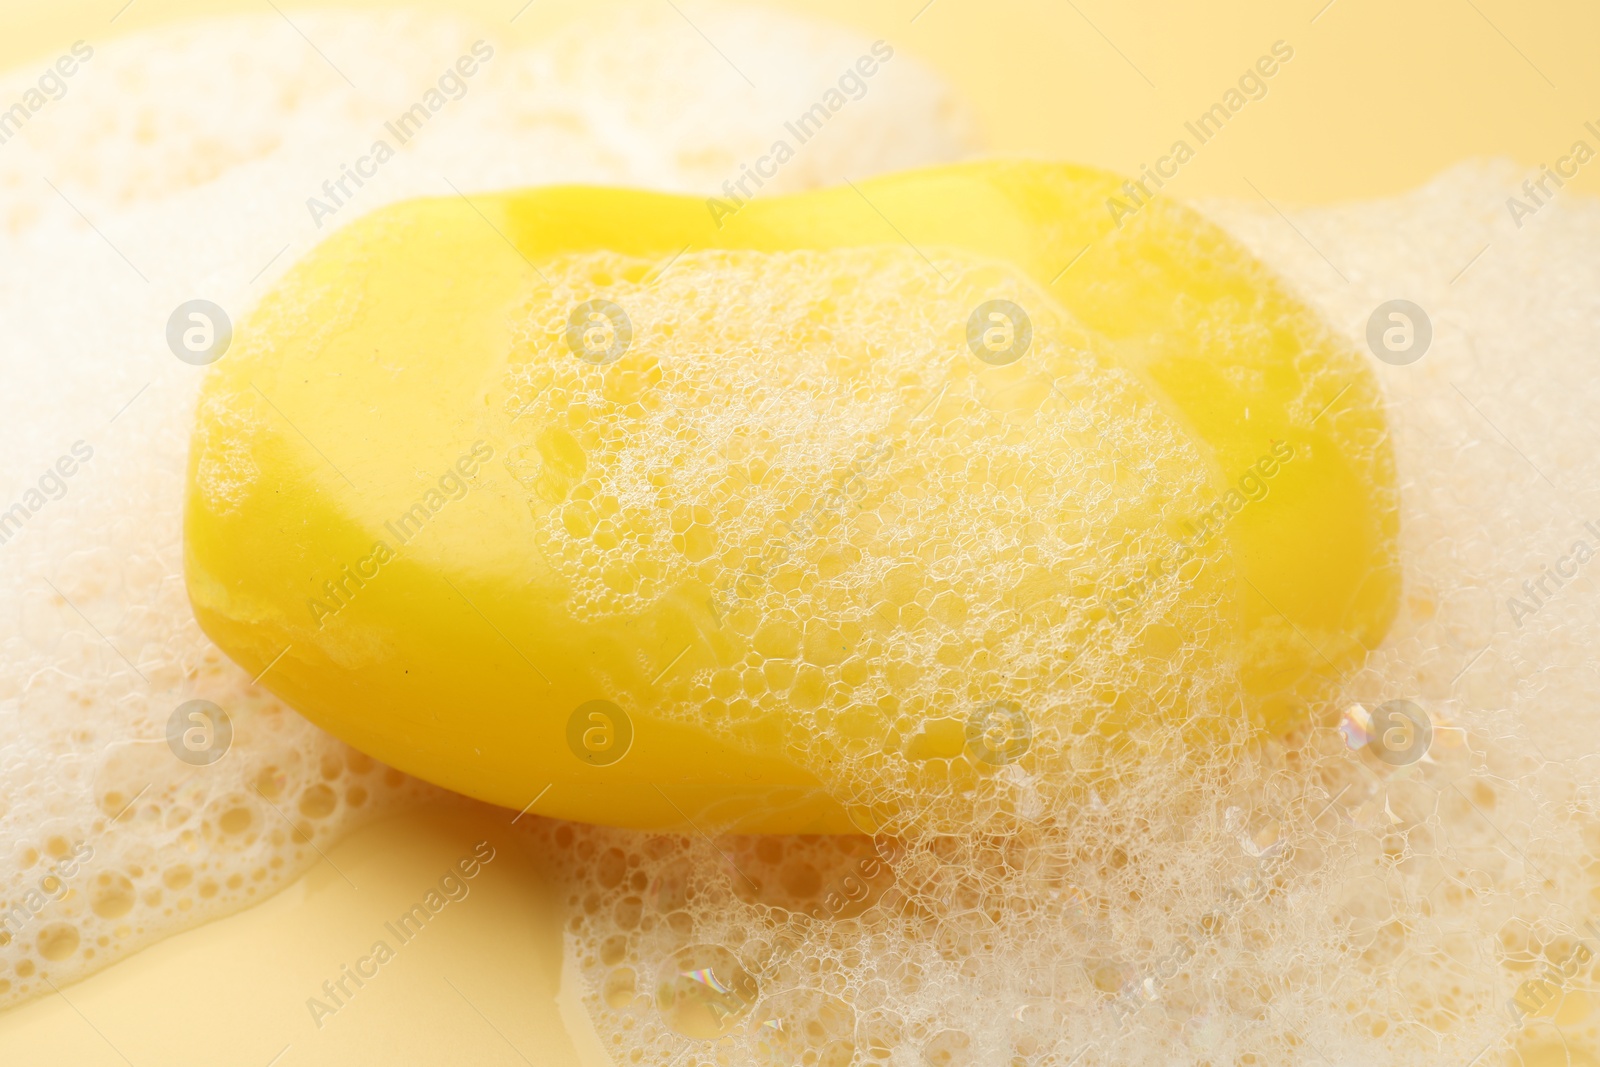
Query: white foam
531 166 1600 1065
5 5 1600 1065
0 4 973 1005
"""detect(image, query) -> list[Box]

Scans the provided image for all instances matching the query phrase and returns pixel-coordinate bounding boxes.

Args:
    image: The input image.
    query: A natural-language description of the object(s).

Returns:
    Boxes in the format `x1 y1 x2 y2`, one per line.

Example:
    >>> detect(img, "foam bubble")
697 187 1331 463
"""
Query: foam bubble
0 4 973 1006
500 244 1225 835
523 166 1600 1065
6 5 1600 1064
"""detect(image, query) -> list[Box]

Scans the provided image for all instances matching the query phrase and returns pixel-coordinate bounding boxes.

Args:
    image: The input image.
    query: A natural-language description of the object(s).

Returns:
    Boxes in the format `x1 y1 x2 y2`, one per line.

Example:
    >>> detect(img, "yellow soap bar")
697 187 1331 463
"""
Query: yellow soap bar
184 161 1398 833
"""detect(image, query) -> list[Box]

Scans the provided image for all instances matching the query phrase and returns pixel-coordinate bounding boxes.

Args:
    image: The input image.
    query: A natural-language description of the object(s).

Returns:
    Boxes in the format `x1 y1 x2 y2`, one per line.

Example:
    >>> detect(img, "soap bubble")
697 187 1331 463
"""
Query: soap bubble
654 944 758 1038
750 987 856 1067
34 922 80 962
523 164 1600 1067
0 0 977 1013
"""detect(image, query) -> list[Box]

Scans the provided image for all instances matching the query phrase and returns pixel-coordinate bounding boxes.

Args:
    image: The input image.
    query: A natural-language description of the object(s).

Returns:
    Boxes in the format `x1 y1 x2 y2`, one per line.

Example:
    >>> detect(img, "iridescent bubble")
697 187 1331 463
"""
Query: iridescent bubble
1338 703 1373 750
654 944 758 1039
750 987 856 1067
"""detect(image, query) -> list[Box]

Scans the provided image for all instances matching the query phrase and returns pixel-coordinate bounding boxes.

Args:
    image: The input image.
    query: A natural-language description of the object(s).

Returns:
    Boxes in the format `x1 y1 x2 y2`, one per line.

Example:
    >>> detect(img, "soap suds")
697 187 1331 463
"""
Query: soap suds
0 4 973 1007
500 244 1228 836
518 168 1600 1066
3 4 1599 1066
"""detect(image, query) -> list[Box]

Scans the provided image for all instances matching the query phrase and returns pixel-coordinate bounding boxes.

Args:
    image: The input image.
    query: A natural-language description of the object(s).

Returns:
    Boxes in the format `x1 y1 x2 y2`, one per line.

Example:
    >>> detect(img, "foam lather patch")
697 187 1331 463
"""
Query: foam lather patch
4 3 1600 1064
181 161 1401 839
0 2 973 1008
530 166 1600 1067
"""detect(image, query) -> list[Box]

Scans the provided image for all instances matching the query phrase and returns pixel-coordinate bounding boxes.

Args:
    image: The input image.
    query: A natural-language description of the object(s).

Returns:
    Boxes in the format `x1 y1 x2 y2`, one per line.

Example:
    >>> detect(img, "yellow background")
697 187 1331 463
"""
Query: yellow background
2 1 1597 1064
3 0 1599 204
